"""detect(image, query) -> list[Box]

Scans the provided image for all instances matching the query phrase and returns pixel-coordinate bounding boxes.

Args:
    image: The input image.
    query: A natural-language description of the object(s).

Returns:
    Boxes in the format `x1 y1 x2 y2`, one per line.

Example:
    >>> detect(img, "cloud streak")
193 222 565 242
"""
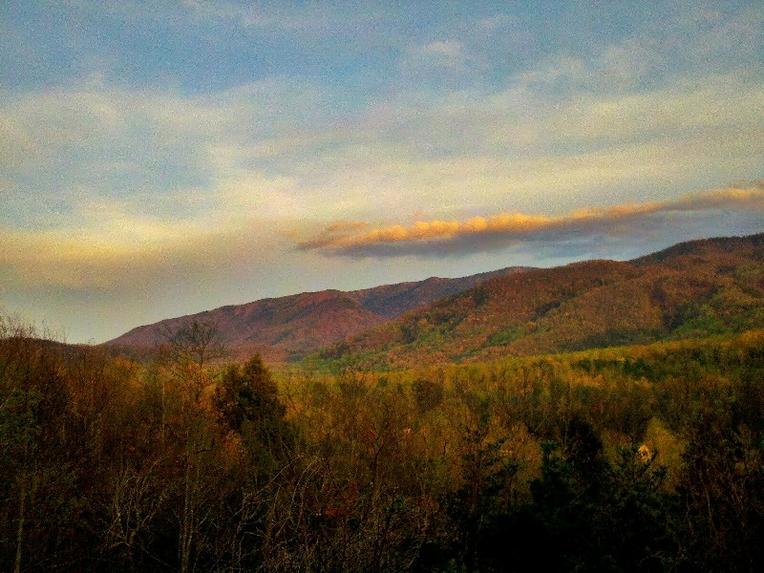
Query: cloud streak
299 183 764 257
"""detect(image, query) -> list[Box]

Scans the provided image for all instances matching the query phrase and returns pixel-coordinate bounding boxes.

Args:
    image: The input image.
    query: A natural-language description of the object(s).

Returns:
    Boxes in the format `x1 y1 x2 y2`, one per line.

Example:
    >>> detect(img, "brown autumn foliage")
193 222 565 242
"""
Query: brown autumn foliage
1 309 763 571
318 233 764 369
106 267 529 362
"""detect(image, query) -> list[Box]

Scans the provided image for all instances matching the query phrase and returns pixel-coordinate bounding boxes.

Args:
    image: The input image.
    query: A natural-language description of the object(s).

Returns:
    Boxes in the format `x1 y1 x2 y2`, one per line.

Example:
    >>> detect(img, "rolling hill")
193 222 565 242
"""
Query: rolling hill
105 266 530 361
316 233 764 369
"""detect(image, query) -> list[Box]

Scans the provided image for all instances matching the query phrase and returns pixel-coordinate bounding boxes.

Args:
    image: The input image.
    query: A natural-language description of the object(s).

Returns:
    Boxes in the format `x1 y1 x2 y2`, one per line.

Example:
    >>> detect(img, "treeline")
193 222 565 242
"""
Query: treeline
1 317 763 571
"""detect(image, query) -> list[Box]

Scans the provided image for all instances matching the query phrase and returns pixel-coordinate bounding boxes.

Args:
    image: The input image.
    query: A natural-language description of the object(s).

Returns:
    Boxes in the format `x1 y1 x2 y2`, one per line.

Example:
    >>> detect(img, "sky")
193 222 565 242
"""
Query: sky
1 1 763 343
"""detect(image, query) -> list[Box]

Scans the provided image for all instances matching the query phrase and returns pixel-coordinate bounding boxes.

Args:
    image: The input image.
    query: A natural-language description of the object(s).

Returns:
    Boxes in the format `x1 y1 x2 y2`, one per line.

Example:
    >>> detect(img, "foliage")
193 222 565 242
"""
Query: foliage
315 235 764 370
1 316 763 571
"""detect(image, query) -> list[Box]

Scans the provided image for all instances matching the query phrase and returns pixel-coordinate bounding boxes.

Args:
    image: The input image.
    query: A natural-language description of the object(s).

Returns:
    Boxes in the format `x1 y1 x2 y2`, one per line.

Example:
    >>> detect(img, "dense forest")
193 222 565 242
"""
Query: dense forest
316 234 764 369
1 314 762 572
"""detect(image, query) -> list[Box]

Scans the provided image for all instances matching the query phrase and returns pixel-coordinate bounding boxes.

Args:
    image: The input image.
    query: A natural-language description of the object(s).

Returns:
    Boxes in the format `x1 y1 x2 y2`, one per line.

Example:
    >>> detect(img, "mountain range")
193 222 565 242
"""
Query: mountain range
320 233 764 369
107 233 764 368
106 266 530 361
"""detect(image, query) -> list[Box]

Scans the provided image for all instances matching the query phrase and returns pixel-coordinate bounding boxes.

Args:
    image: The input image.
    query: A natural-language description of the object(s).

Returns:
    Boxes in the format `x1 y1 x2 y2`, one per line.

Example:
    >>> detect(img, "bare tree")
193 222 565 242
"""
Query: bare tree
161 320 228 370
156 320 228 573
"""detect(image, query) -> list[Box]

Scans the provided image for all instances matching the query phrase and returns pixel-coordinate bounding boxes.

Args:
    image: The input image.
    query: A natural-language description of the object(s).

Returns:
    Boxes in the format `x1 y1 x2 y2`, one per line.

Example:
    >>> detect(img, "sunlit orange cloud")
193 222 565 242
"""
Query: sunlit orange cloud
299 182 764 257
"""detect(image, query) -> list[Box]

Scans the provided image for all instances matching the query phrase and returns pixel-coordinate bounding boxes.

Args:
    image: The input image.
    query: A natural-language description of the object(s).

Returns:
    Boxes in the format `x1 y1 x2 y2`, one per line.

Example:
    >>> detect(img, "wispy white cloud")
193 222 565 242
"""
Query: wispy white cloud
180 0 308 30
2 66 761 240
179 0 383 35
415 40 465 65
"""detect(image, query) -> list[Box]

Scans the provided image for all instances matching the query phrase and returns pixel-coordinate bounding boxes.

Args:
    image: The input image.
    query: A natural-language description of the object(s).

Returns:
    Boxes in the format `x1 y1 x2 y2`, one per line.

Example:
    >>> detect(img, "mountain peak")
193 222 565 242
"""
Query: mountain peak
106 266 531 361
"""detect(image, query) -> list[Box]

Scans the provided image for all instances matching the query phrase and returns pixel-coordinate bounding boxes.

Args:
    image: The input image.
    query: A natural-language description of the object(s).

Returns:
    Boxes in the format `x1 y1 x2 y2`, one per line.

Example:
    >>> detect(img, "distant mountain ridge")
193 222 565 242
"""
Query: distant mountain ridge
317 233 764 369
108 233 764 368
106 266 531 361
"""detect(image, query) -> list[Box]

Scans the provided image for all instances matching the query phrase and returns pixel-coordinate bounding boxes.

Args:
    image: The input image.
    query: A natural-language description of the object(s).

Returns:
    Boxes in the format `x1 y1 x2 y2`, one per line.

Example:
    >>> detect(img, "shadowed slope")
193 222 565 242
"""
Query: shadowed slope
106 267 530 361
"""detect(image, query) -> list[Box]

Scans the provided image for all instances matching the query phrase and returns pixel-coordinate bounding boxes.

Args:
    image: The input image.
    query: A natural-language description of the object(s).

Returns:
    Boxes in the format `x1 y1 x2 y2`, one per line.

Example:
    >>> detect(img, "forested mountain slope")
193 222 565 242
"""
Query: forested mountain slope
106 267 529 361
317 233 764 369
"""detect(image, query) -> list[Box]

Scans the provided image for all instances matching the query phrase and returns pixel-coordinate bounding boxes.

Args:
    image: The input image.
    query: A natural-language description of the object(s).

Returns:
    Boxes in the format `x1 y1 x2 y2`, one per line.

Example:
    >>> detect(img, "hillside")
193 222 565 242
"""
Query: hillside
316 233 764 369
106 266 529 361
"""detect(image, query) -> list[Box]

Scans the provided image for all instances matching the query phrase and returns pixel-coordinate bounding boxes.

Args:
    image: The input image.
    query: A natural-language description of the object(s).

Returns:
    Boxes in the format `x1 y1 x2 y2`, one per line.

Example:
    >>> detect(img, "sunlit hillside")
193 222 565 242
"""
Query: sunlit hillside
318 234 764 369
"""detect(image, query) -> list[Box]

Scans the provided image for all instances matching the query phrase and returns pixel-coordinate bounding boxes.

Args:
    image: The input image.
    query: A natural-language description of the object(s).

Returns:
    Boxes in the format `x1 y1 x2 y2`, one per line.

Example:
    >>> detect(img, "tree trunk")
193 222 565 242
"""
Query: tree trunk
15 475 26 573
180 454 192 573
